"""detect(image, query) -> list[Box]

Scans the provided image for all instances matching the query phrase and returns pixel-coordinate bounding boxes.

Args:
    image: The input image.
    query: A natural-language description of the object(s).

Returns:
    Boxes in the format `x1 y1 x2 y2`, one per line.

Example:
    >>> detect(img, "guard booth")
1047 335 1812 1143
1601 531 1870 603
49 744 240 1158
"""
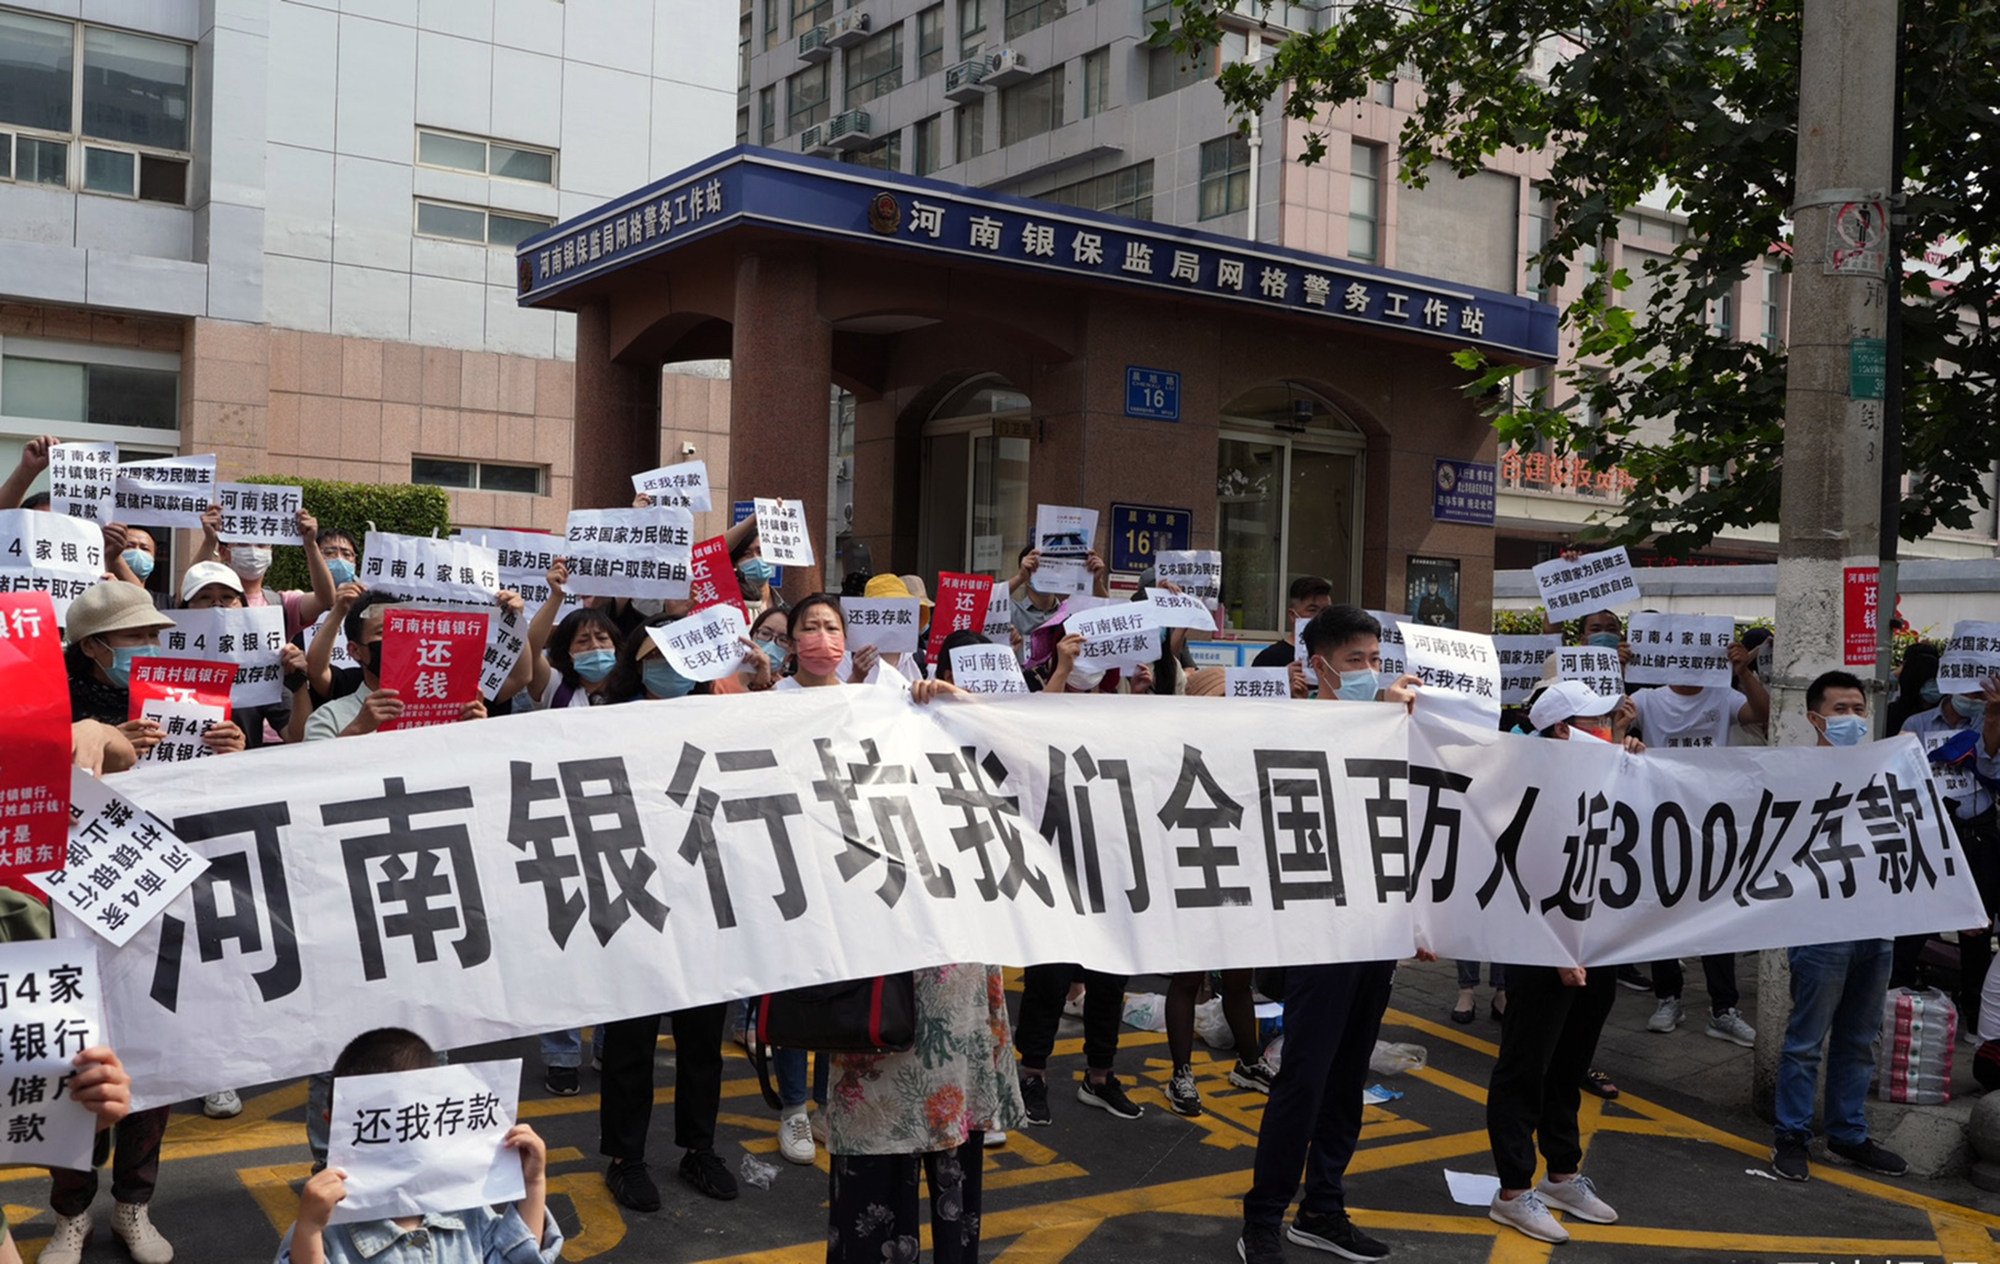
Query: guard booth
515 147 1557 640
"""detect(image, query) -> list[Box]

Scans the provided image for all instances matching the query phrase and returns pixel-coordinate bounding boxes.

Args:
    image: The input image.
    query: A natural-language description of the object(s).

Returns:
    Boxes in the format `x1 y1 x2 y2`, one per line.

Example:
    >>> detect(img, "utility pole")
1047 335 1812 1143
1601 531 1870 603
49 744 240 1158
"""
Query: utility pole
1753 0 1900 1117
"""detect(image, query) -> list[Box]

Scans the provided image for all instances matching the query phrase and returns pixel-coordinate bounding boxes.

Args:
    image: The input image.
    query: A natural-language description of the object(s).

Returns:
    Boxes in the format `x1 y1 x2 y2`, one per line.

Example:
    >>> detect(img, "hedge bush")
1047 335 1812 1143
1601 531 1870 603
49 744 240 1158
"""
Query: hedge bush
236 475 450 594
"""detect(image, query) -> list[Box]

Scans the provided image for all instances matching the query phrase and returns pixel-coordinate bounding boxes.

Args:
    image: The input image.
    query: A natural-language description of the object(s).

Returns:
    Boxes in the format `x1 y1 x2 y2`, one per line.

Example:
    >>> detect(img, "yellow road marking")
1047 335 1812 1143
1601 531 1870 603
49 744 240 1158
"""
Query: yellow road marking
992 1219 1102 1260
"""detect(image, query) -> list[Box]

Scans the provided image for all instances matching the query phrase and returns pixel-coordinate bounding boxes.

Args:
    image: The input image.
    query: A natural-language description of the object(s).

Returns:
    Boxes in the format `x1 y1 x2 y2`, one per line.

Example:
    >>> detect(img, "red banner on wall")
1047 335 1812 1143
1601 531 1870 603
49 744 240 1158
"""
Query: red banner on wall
1843 566 1879 667
689 536 748 618
0 593 73 876
377 608 490 730
929 572 992 661
129 657 238 722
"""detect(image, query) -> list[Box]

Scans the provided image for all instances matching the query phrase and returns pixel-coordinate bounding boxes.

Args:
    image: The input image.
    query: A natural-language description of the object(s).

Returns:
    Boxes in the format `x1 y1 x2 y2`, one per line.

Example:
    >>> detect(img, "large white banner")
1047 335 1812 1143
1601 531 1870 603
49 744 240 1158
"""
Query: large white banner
75 695 1977 1108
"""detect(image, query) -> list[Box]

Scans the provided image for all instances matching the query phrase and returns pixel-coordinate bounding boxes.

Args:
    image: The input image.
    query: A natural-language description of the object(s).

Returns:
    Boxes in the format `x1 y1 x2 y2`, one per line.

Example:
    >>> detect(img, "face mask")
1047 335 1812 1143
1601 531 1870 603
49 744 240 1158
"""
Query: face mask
1564 724 1611 742
1822 715 1869 747
121 549 155 581
1921 679 1942 706
796 629 845 677
631 597 665 618
326 558 356 586
102 644 159 689
1335 667 1380 702
573 648 617 682
739 558 775 589
754 637 786 670
1585 631 1621 649
1067 665 1107 692
643 659 697 699
228 546 273 580
1957 696 1988 727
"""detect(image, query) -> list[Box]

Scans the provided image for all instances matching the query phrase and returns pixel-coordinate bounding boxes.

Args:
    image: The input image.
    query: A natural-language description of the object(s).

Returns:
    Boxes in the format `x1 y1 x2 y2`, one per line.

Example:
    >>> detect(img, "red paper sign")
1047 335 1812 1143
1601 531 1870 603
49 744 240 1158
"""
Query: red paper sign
129 657 238 722
1843 566 1879 667
689 536 748 618
377 608 490 730
929 572 993 661
0 593 73 875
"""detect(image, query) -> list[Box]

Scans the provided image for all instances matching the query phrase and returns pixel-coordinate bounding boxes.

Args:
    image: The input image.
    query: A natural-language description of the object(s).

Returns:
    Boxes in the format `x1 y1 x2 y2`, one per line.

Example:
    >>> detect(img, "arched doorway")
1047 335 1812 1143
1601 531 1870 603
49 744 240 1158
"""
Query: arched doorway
1216 382 1365 634
917 374 1033 581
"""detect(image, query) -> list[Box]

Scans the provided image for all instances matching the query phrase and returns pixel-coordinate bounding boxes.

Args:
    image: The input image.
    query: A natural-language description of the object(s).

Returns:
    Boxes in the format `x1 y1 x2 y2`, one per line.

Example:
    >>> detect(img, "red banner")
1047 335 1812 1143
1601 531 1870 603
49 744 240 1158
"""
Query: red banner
929 572 991 661
689 536 747 618
377 608 490 730
1843 566 1879 667
129 657 238 722
0 593 72 876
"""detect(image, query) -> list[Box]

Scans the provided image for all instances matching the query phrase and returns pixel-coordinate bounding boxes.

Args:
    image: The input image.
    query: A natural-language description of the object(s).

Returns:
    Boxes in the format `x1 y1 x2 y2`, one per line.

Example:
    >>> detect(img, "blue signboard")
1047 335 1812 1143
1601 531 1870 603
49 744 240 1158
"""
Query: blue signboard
1108 502 1192 573
1432 459 1498 526
1125 366 1181 421
517 148 1561 363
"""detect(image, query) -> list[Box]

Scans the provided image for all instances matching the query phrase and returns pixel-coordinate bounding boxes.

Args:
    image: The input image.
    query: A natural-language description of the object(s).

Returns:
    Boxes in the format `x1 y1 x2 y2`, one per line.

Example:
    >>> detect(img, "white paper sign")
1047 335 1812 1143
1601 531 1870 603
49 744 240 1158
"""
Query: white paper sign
1937 621 2000 695
1294 616 1318 688
1071 603 1159 671
753 498 815 568
1625 613 1734 688
481 607 528 699
1226 667 1292 698
1532 546 1641 621
162 606 286 708
1034 505 1098 558
0 509 106 622
0 938 105 1172
454 528 581 615
983 583 1012 642
35 771 207 947
213 483 303 546
842 598 921 653
1371 612 1408 678
49 442 117 523
1031 557 1091 598
114 454 216 530
1400 624 1502 727
137 699 227 764
1494 634 1562 706
1155 550 1222 606
1145 588 1216 632
972 534 1002 573
306 612 360 672
949 643 1029 695
563 507 694 601
632 460 713 512
361 533 503 605
1556 646 1624 700
326 1058 525 1225
648 605 749 683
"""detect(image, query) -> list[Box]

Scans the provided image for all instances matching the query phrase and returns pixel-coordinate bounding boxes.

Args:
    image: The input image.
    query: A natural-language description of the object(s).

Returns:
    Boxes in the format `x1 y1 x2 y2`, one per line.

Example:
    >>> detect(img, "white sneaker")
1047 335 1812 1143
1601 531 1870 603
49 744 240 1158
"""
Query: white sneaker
113 1201 174 1264
1647 997 1684 1033
1062 991 1085 1019
41 1213 92 1264
984 1130 1007 1147
778 1108 817 1165
202 1089 243 1119
1706 1007 1756 1047
1489 1190 1569 1243
1536 1174 1617 1224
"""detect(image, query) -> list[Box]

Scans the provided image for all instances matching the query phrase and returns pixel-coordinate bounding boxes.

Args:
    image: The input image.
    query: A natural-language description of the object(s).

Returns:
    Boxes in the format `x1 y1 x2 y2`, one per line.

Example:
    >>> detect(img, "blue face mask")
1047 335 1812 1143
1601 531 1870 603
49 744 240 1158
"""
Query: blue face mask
103 644 159 689
121 549 155 581
1921 679 1942 706
1822 715 1869 747
1585 631 1622 649
754 637 786 670
739 558 775 589
643 659 697 698
327 558 357 586
1957 696 1988 727
573 648 617 682
1335 667 1380 702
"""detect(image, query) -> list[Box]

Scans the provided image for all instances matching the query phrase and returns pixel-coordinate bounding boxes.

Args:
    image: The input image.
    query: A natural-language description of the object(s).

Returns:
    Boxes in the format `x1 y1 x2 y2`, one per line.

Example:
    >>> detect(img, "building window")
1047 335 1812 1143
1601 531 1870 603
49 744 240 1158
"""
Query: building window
0 12 191 205
840 130 901 170
1762 266 1787 349
1711 288 1734 338
736 105 750 145
1525 192 1553 300
1004 0 1066 39
791 0 832 38
412 457 547 496
1039 161 1152 219
917 5 945 76
414 198 554 248
1146 45 1211 99
999 67 1063 146
1198 134 1250 220
1 352 179 432
1348 141 1382 263
739 3 753 89
1082 46 1110 117
759 85 776 145
416 129 556 184
958 0 986 57
788 62 829 134
955 97 985 161
764 0 781 47
845 25 903 107
912 114 941 175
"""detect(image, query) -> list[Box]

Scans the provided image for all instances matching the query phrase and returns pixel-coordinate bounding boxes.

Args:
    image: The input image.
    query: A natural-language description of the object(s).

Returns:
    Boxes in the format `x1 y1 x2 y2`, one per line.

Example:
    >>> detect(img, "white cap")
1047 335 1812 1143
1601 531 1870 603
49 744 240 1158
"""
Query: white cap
1529 679 1619 733
179 560 245 603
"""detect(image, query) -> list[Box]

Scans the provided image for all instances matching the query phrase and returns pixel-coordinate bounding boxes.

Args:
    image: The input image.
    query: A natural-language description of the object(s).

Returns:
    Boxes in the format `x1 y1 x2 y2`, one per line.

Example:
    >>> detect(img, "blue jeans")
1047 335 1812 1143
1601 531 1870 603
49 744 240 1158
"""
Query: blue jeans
775 1048 829 1110
541 1026 607 1070
1775 939 1893 1145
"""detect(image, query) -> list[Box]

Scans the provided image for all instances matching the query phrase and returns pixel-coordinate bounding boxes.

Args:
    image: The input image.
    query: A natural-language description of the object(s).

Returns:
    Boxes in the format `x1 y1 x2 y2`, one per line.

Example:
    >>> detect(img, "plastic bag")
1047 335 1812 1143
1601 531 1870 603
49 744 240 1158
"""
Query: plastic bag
1878 986 1955 1104
1370 1040 1427 1076
739 1154 779 1190
1265 1034 1284 1073
1194 997 1236 1050
1121 991 1167 1032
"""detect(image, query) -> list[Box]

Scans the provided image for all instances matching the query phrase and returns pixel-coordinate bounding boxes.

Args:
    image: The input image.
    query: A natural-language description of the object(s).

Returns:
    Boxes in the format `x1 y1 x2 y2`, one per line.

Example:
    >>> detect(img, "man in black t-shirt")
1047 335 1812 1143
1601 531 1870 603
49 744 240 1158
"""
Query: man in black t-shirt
1251 576 1335 698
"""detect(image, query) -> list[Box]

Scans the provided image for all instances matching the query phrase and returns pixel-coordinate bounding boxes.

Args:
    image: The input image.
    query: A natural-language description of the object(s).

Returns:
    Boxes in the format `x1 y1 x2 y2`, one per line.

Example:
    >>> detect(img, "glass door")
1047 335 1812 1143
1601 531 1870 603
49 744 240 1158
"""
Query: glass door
1217 433 1284 631
1286 445 1359 609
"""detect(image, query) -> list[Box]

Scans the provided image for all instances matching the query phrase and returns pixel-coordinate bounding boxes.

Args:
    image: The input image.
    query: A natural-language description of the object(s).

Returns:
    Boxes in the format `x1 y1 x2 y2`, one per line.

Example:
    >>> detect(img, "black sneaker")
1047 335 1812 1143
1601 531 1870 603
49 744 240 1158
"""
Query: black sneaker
1077 1073 1144 1119
1229 1057 1278 1094
1617 965 1653 992
680 1147 741 1200
1771 1134 1811 1182
543 1066 579 1097
1827 1137 1910 1176
1238 1222 1286 1264
1166 1064 1204 1117
1288 1208 1389 1260
1020 1074 1053 1126
605 1158 661 1212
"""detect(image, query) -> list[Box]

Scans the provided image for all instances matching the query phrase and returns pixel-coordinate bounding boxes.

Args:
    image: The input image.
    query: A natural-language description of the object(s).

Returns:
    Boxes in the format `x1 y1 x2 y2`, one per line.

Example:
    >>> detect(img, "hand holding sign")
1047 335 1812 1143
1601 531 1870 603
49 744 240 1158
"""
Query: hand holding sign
753 498 815 568
324 1058 527 1224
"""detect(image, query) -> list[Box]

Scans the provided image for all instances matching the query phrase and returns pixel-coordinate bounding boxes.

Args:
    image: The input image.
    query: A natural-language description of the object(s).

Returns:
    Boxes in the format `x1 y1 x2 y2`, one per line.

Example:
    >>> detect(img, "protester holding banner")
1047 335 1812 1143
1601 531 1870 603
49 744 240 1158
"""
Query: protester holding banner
1771 670 1910 1183
192 502 335 640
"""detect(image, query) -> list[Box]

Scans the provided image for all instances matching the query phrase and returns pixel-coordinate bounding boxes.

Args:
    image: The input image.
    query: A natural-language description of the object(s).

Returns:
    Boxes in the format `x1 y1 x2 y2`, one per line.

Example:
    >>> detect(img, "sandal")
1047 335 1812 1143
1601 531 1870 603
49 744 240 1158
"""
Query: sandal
1581 1068 1620 1100
1450 1004 1475 1025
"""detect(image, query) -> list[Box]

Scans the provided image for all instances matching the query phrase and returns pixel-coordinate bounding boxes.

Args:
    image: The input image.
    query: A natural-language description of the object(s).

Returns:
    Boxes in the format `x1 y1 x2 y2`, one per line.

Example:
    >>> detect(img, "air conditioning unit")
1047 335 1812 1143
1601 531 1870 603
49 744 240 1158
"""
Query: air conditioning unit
985 49 1031 85
826 10 872 48
824 109 875 150
798 24 832 61
801 123 835 155
943 56 991 101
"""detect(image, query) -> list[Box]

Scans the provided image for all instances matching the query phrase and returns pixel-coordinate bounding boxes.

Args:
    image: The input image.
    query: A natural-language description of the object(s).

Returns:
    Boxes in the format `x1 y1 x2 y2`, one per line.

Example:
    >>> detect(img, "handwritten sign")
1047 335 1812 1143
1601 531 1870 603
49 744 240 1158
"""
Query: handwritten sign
378 608 490 729
1493 634 1561 706
213 482 303 545
1556 646 1623 700
48 443 117 523
0 593 71 871
0 509 106 622
1624 613 1733 688
162 606 285 708
843 598 921 653
361 533 503 605
0 938 105 1172
752 498 815 569
1154 549 1221 605
563 507 693 601
1937 620 2000 695
648 605 750 683
1226 667 1291 698
632 460 713 512
1531 546 1640 621
38 770 207 947
326 1057 524 1225
114 454 216 530
949 643 1030 695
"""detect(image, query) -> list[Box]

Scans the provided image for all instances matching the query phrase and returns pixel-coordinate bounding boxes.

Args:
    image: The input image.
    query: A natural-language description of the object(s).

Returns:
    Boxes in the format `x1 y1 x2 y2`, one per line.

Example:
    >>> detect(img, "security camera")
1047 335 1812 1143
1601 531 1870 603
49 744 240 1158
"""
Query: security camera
680 442 697 456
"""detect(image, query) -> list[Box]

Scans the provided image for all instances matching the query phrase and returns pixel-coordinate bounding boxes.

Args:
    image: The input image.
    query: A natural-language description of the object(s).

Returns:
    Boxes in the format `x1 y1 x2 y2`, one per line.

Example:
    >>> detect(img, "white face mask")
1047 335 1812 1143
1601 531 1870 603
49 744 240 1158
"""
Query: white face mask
1066 665 1106 692
227 546 272 579
630 597 665 618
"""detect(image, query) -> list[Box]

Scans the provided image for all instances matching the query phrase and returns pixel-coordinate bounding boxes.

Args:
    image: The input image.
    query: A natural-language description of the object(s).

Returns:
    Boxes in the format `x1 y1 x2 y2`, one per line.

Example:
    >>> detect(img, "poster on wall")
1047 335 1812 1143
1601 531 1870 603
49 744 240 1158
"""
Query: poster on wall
1404 556 1461 629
